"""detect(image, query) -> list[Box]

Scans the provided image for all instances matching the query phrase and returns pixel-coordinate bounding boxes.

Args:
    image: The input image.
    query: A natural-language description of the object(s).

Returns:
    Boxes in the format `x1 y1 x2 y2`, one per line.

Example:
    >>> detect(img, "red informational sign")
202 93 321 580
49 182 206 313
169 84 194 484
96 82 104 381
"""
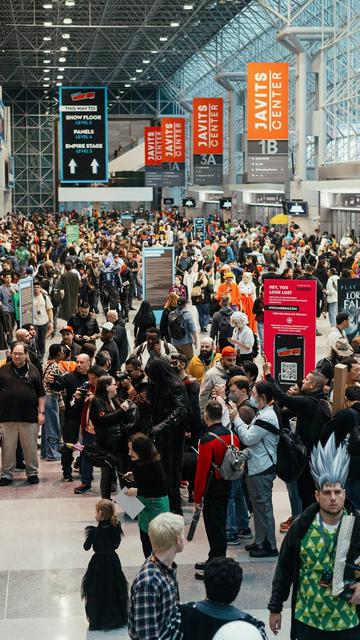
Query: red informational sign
264 279 316 389
192 98 223 155
247 62 289 140
161 117 185 163
144 126 162 165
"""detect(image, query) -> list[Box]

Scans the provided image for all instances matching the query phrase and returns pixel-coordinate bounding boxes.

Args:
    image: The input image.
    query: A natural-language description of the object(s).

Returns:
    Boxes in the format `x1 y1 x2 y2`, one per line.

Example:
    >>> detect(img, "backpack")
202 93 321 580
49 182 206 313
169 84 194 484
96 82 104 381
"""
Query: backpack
218 311 233 340
251 332 259 359
168 309 187 340
259 421 307 483
209 430 251 480
50 283 62 308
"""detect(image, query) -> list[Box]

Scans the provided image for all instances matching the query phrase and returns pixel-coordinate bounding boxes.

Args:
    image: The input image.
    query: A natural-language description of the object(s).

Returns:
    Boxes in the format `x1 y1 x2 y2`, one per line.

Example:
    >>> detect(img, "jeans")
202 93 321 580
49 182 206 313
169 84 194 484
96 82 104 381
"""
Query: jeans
35 322 48 361
286 479 303 517
43 395 61 460
81 430 95 487
257 321 264 354
246 467 277 548
226 477 249 535
196 303 211 329
328 301 338 327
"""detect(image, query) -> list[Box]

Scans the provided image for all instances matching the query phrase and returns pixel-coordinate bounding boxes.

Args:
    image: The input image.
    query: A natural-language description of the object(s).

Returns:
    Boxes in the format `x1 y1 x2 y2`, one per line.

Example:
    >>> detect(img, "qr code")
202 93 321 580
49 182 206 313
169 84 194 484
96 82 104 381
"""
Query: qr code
281 362 298 382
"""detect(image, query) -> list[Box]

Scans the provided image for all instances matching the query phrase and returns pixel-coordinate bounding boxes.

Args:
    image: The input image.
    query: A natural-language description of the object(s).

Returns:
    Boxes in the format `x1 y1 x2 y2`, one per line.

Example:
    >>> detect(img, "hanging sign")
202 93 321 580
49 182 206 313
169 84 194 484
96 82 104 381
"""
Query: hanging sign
192 97 223 185
144 126 163 187
161 117 185 187
60 86 108 183
246 63 289 183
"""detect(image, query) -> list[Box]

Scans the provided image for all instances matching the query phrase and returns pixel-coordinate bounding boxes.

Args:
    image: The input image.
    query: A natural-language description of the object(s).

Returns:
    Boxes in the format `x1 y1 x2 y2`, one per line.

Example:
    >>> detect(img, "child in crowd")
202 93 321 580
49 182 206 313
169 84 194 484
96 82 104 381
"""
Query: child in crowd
81 499 128 630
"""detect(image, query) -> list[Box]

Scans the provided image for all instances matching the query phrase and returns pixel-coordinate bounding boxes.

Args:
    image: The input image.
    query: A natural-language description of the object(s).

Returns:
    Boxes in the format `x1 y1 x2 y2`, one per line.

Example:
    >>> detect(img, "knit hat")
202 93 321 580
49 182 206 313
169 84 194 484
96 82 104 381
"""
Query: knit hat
221 346 236 357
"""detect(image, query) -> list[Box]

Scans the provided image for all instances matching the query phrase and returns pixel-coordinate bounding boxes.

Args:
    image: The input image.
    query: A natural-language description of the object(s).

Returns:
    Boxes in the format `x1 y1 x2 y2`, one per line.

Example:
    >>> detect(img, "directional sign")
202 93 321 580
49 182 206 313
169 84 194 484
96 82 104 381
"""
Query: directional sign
220 198 232 210
193 217 206 242
193 97 224 186
60 86 108 183
246 139 288 183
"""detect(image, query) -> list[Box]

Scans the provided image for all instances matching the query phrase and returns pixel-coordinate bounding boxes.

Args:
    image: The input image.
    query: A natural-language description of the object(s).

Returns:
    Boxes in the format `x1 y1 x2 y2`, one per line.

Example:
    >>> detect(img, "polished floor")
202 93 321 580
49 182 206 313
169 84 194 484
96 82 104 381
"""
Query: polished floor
0 315 329 640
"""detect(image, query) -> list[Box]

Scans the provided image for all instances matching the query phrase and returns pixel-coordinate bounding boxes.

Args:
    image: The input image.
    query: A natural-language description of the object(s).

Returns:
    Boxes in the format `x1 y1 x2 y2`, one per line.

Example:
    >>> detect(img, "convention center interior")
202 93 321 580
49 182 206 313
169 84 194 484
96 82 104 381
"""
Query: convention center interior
0 1 360 639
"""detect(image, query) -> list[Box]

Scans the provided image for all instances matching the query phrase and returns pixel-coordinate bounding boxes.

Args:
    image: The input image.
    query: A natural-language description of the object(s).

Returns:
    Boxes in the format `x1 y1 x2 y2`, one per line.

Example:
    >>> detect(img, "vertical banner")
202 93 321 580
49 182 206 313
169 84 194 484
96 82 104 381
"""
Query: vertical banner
193 217 206 243
18 277 34 327
144 126 162 187
264 280 316 390
60 86 108 183
338 279 360 341
192 97 223 185
142 247 175 323
161 117 185 187
246 62 289 183
66 224 80 245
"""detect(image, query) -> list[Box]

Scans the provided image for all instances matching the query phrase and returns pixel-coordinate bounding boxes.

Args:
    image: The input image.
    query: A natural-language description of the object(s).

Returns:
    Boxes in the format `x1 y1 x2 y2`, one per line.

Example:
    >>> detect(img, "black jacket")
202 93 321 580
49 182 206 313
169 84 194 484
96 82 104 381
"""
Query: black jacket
67 313 100 345
98 339 120 377
89 396 138 452
268 501 360 639
112 319 128 366
266 374 331 451
321 403 360 479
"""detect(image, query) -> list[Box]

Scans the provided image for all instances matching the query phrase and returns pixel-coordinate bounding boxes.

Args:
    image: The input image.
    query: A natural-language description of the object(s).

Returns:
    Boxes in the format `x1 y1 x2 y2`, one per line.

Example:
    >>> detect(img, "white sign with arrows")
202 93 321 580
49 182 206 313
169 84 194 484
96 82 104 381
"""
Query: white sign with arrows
68 159 77 174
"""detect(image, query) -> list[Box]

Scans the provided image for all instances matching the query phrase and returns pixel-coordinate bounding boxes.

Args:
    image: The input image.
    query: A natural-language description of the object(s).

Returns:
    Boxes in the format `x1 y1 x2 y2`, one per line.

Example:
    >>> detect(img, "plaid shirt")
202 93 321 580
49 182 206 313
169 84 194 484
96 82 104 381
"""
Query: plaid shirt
128 555 183 640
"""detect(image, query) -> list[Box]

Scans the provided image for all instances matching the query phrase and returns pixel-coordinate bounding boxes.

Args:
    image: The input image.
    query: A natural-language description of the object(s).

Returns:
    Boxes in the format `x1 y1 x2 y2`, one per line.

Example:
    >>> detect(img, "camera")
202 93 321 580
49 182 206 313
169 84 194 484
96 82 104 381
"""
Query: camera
116 371 129 383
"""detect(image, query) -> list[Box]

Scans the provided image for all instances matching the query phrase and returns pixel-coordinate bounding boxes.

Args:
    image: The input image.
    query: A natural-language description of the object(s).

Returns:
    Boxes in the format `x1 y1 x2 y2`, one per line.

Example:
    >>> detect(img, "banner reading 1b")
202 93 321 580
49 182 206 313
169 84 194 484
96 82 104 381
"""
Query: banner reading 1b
60 86 108 183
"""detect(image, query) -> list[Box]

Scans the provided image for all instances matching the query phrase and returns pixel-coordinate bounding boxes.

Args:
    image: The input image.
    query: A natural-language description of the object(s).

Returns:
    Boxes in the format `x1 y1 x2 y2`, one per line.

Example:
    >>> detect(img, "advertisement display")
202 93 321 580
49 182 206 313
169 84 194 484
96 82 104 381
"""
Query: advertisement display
18 277 34 327
193 217 206 243
60 86 108 183
264 279 316 389
338 278 360 342
142 247 175 321
144 126 162 187
66 224 80 245
161 117 185 187
246 62 289 183
192 97 223 185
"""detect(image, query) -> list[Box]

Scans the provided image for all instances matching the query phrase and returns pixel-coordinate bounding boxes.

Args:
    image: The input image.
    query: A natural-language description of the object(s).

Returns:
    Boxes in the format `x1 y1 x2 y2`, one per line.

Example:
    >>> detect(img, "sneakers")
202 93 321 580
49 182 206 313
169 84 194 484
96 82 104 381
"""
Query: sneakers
0 477 13 486
227 535 241 546
194 572 204 580
74 483 92 494
245 541 258 552
27 475 39 485
238 528 253 539
63 475 73 483
194 561 207 571
280 516 294 533
249 545 278 558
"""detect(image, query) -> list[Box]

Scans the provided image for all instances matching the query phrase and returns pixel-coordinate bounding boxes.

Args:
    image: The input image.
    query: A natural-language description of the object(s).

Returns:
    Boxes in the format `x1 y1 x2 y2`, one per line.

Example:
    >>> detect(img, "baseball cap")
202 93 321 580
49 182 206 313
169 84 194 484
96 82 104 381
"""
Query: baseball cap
60 326 74 334
221 346 236 357
101 321 114 332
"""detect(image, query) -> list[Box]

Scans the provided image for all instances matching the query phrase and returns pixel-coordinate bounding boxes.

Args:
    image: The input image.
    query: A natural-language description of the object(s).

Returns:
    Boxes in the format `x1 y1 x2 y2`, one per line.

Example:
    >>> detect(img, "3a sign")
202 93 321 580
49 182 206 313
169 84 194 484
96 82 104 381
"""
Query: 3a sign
161 117 185 187
144 126 162 187
193 97 223 185
60 86 108 183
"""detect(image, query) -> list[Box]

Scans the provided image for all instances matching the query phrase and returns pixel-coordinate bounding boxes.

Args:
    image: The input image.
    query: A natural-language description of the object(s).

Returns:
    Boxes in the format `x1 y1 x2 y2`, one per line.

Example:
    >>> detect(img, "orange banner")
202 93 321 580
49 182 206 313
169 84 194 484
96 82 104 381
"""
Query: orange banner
144 126 162 165
161 117 185 163
247 62 289 140
192 97 223 155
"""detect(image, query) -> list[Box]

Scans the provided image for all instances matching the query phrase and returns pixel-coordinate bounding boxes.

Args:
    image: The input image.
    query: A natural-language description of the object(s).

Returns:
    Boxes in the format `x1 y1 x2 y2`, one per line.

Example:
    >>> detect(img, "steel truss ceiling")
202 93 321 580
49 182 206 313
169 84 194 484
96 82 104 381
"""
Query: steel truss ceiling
0 0 250 89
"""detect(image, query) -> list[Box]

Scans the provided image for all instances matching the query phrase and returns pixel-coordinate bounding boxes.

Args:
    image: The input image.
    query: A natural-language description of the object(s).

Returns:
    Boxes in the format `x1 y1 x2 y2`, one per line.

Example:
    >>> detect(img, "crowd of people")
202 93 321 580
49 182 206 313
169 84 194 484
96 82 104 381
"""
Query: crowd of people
0 208 359 639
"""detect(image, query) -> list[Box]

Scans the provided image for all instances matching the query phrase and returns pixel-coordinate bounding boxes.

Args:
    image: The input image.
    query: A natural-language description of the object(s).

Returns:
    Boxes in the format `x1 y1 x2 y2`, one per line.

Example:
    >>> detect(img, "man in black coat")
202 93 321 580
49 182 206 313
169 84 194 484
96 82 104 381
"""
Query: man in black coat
106 309 128 367
97 322 120 377
67 302 100 346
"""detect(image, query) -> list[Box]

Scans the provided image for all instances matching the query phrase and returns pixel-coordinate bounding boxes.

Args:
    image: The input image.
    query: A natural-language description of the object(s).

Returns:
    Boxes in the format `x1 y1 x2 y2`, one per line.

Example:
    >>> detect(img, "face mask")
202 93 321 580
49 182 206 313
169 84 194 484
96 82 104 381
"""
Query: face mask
249 396 258 408
228 392 238 403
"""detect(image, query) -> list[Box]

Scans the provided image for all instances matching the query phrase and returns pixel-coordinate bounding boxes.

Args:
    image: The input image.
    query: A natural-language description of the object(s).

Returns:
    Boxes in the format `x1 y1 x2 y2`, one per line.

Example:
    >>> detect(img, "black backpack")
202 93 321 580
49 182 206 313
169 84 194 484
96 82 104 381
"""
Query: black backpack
259 421 307 483
168 309 187 340
252 332 259 359
218 311 233 340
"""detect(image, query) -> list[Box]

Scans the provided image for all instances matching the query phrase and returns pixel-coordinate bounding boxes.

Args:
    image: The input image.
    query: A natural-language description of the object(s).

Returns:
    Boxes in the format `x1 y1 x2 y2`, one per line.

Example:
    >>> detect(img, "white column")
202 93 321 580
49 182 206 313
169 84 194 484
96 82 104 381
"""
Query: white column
295 51 308 180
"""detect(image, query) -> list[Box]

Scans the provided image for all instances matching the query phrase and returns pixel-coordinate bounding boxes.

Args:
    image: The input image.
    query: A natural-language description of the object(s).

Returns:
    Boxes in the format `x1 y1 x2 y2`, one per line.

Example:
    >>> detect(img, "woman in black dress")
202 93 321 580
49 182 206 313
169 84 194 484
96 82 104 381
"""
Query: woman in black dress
81 499 128 630
133 300 156 347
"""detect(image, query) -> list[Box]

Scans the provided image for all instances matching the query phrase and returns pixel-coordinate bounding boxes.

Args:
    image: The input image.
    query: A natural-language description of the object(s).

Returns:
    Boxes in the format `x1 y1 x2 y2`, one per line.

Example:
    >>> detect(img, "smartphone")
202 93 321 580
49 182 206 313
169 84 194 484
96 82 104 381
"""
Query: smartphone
274 334 305 390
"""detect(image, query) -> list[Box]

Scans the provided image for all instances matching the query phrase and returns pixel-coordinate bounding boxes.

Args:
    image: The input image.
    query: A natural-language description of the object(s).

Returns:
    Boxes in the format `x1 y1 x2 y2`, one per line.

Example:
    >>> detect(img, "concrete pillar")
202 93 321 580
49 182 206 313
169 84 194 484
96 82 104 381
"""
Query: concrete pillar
295 52 308 180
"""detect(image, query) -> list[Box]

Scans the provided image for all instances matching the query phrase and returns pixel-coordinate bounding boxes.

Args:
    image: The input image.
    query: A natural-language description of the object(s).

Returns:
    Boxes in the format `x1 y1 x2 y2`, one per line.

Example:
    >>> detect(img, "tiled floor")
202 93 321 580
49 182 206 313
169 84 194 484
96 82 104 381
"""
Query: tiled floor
0 315 330 639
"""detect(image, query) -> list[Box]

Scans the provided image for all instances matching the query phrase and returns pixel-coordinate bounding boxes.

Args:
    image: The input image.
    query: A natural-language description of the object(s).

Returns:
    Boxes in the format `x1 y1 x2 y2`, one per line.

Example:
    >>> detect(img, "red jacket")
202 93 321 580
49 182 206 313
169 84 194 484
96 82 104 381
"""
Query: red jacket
194 423 240 504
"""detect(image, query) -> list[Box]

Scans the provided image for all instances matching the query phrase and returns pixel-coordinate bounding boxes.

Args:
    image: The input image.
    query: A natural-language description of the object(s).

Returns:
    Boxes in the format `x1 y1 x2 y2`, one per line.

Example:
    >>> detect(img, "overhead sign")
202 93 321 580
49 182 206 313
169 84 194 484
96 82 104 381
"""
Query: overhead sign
183 197 196 208
220 198 232 210
193 97 223 185
18 277 34 327
247 62 289 140
144 126 162 187
163 197 174 206
264 279 316 390
161 117 185 187
285 200 308 216
193 217 206 242
60 86 108 183
247 139 289 183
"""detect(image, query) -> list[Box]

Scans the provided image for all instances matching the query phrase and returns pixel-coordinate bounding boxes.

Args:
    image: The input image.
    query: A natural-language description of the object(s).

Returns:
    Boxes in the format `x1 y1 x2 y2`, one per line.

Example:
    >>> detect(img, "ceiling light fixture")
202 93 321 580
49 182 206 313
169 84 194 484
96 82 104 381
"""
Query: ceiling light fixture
65 0 75 5
44 49 51 53
62 33 70 39
43 21 53 27
44 77 50 81
56 82 62 86
43 83 50 87
43 59 51 63
131 77 136 80
170 22 179 26
43 36 51 41
150 50 158 54
60 46 68 51
59 56 66 62
58 67 65 71
183 3 194 9
125 83 131 87
136 69 143 73
43 3 53 8
159 36 168 42
44 68 50 73
143 59 150 64
63 18 72 24
57 74 64 79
